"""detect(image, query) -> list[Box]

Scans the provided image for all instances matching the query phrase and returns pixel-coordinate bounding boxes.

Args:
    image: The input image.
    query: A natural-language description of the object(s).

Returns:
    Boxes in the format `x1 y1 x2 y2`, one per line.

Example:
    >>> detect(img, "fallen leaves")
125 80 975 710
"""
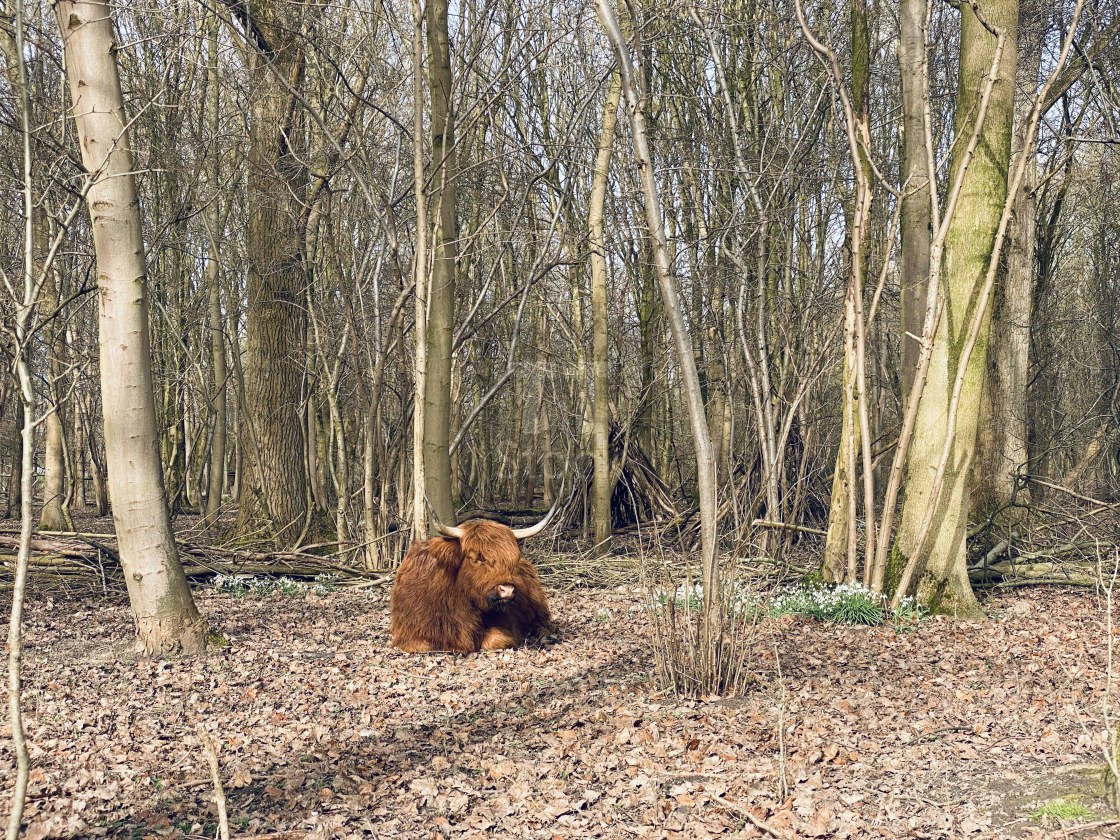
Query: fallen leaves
0 586 1112 838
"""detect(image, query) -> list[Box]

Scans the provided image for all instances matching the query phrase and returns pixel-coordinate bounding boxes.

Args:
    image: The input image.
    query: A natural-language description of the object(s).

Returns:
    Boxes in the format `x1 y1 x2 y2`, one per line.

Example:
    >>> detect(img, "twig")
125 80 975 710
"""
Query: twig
752 519 827 537
197 726 230 840
713 795 784 837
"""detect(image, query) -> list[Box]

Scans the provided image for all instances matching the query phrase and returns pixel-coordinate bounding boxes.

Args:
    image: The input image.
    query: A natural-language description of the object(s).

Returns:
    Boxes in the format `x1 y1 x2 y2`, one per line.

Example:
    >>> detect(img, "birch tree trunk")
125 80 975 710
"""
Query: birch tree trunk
57 0 207 655
889 0 1019 616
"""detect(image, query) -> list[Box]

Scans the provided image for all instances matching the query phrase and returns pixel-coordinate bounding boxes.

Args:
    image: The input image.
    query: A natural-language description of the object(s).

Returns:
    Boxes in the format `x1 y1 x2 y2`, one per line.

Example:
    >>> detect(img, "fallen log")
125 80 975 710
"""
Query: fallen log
0 531 391 592
969 559 1098 587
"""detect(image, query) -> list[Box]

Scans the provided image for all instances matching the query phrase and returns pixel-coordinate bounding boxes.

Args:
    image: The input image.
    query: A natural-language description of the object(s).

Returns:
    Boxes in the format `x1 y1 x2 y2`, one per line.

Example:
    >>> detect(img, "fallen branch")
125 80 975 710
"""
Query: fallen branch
712 795 784 838
0 532 394 592
969 559 1098 587
751 519 828 537
197 726 230 840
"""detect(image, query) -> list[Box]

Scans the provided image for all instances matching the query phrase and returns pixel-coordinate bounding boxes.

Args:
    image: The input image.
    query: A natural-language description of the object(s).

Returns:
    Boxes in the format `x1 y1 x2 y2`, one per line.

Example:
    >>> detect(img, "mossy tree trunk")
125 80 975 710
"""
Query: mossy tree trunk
890 0 1019 616
970 23 1041 521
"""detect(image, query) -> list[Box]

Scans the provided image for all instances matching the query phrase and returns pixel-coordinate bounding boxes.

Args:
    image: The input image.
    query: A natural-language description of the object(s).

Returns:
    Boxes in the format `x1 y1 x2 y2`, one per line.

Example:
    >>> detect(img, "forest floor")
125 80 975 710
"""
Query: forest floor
0 570 1117 839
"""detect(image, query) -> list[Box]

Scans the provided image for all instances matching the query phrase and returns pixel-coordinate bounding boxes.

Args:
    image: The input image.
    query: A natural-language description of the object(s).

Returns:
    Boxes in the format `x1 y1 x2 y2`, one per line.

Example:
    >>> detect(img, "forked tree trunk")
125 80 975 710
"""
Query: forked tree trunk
57 0 207 655
889 0 1019 616
589 70 621 558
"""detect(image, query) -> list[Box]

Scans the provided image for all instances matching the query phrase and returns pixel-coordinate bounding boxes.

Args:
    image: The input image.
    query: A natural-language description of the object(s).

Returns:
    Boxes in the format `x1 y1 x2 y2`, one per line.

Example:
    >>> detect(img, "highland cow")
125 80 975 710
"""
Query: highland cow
390 516 554 653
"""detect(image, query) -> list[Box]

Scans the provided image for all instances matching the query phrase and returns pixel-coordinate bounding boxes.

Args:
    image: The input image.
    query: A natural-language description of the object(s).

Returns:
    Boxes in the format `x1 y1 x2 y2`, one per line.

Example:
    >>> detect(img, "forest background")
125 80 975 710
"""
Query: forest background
0 0 1116 687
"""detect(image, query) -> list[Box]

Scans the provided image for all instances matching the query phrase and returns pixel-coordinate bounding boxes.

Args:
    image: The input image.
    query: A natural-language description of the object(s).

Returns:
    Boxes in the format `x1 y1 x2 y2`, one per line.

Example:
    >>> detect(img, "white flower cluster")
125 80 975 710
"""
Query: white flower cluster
212 573 340 597
653 579 926 626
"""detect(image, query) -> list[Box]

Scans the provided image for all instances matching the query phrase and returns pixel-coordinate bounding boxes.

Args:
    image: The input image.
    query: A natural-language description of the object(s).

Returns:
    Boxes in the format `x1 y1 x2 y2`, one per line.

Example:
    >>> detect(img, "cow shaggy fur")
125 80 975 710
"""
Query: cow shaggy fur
390 519 552 653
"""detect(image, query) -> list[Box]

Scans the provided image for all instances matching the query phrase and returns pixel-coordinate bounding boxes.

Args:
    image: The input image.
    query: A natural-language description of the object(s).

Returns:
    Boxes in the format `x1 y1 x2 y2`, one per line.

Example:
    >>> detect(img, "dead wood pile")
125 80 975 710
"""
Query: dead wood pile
0 531 390 594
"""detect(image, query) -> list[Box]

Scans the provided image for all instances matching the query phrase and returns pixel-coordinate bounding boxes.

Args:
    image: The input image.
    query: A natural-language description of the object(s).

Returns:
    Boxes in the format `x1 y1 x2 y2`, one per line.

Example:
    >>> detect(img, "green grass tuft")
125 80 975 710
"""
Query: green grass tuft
1029 797 1094 822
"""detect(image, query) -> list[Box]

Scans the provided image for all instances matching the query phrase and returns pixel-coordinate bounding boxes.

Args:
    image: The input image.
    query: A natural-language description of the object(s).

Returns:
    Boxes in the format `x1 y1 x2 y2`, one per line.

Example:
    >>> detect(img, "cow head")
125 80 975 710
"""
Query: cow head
436 506 555 613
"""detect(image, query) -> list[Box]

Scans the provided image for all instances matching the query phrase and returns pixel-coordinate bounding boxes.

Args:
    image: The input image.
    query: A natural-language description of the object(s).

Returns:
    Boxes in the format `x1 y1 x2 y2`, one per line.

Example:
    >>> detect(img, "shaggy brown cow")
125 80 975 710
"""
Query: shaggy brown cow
390 516 553 653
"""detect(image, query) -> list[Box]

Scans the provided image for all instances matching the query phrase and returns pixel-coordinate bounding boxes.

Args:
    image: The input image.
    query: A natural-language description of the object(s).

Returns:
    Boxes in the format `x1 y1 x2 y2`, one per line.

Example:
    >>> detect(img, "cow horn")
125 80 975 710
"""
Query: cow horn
425 495 466 539
511 497 561 540
437 522 467 539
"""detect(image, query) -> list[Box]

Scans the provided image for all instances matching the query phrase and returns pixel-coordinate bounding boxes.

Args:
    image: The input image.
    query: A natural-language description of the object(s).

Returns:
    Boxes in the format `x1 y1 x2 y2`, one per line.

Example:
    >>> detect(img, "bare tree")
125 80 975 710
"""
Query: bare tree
588 70 622 558
57 0 208 654
595 0 718 625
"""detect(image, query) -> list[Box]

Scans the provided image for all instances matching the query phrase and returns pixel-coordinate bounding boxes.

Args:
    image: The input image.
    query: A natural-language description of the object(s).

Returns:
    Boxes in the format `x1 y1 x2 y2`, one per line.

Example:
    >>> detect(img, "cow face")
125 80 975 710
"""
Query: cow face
453 520 524 613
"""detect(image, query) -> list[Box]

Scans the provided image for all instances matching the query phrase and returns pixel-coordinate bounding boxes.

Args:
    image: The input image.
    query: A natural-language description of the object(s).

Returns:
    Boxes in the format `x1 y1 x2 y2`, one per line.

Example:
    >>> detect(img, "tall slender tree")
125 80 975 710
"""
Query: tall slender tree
202 6 227 530
423 0 458 525
589 71 622 558
57 0 208 654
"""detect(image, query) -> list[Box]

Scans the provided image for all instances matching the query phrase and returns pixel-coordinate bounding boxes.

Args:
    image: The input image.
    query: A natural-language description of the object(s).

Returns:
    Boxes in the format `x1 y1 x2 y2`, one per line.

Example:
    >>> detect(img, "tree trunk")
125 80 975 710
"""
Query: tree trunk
898 0 933 401
5 426 22 519
38 406 71 531
890 0 1018 616
423 0 457 525
38 247 71 531
57 0 207 655
202 6 226 529
589 70 621 557
232 0 312 546
411 0 431 539
596 0 719 625
821 0 873 584
821 287 860 582
970 29 1041 519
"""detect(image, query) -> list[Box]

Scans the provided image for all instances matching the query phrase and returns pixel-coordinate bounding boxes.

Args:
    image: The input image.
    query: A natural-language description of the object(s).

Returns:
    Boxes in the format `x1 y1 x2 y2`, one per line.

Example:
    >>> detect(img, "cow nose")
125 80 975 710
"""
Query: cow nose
497 584 514 600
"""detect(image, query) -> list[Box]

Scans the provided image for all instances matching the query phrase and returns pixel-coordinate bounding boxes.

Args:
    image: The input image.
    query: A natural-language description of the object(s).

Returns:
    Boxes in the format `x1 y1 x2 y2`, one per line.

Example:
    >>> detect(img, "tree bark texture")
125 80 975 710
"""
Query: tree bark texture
233 0 312 546
970 25 1041 519
890 0 1018 616
898 0 933 401
58 0 207 655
